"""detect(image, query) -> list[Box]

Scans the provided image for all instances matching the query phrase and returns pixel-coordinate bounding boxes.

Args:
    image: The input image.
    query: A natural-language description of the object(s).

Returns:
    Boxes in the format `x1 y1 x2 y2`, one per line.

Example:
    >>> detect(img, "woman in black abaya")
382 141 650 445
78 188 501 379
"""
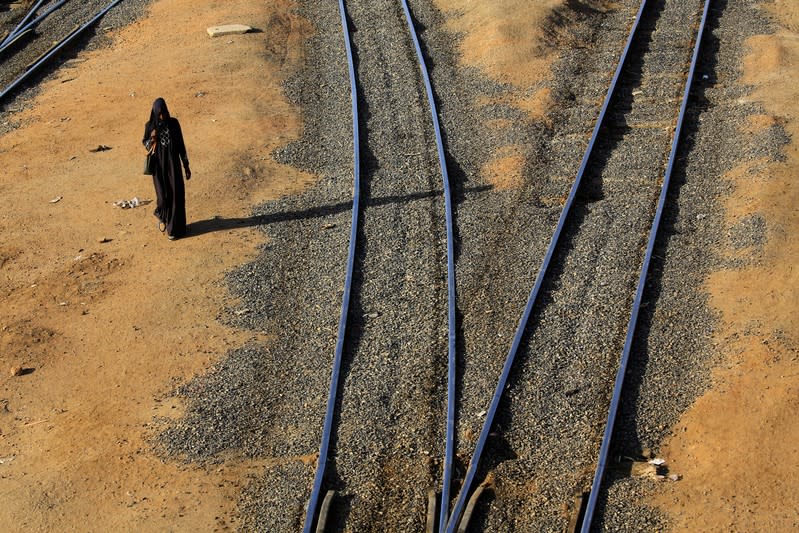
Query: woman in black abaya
143 98 191 239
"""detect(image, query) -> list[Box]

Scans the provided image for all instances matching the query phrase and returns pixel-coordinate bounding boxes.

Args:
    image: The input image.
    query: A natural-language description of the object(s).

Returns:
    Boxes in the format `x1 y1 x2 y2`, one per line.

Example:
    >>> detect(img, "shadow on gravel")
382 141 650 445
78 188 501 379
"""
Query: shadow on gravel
185 185 492 239
404 5 497 478
592 0 725 526
491 0 662 453
306 6 367 527
403 3 476 262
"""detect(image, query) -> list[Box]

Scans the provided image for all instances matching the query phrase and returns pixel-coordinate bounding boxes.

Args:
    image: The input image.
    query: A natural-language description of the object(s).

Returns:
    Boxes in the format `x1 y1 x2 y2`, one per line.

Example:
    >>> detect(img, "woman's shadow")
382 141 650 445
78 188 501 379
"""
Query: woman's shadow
184 184 492 239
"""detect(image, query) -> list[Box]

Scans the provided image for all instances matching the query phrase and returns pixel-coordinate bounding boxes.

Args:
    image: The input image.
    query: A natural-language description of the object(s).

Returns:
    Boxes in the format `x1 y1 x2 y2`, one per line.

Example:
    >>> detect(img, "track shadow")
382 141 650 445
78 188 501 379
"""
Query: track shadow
309 4 385 530
304 4 367 529
402 5 477 507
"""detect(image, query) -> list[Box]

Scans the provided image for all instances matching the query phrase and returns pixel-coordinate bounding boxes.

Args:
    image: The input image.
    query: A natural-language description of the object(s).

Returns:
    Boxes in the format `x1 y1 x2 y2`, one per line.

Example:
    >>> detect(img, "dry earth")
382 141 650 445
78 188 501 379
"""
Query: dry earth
655 1 799 531
0 0 312 530
434 0 569 191
0 0 796 531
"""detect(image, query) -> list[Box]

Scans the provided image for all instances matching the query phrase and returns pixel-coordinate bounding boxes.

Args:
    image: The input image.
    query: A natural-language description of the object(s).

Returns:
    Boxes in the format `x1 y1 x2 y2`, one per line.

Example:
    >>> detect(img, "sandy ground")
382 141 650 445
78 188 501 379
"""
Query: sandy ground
0 0 796 531
654 2 799 531
433 0 576 190
0 0 312 530
437 0 799 530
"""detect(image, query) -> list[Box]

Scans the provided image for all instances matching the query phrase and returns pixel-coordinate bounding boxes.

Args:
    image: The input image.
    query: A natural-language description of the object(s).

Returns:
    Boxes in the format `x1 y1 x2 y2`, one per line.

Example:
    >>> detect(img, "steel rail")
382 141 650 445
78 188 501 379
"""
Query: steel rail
0 0 125 103
1 0 46 47
444 1 651 530
0 27 33 55
0 0 71 54
302 0 360 531
397 1 458 531
579 1 712 530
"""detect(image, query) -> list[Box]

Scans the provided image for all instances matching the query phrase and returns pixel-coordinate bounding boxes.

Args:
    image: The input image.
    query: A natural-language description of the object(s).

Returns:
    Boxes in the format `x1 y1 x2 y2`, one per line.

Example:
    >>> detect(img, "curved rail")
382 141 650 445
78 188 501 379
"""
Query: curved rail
397 2 458 531
0 0 71 54
579 0 712 530
1 0 47 48
444 1 651 530
0 0 125 103
302 0 360 531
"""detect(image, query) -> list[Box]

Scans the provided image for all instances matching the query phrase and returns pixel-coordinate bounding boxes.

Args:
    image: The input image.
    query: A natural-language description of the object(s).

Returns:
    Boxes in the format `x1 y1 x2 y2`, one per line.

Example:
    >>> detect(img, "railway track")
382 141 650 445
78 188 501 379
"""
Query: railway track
0 0 128 104
301 0 455 530
0 0 717 530
446 0 713 531
301 0 713 531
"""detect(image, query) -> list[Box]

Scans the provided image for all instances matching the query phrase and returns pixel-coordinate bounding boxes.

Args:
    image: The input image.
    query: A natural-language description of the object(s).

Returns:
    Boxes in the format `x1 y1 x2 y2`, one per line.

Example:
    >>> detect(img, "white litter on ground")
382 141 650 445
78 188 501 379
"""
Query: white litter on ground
113 197 141 209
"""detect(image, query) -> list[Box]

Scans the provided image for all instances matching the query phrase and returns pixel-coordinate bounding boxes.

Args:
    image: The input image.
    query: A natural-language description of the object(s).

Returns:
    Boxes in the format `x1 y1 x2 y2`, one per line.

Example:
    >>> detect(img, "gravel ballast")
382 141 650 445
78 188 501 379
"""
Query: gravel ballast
599 0 781 529
153 0 783 531
1 0 154 132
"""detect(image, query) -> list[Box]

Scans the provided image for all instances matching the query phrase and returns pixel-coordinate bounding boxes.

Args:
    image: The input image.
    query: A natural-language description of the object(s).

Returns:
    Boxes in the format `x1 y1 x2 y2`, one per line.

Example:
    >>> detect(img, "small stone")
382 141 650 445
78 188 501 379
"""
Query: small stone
98 237 112 243
323 223 336 229
10 366 22 377
206 24 252 38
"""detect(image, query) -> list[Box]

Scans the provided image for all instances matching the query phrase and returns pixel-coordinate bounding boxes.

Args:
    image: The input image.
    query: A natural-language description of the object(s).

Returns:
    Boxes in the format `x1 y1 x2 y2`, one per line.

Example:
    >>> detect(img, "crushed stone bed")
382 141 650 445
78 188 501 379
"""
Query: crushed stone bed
156 0 780 531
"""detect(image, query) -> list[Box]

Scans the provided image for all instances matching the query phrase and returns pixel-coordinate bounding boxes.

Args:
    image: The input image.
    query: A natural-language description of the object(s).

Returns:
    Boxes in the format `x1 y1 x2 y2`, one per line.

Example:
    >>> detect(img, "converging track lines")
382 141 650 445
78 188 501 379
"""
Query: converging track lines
301 0 714 530
444 0 651 529
580 0 712 530
0 0 128 103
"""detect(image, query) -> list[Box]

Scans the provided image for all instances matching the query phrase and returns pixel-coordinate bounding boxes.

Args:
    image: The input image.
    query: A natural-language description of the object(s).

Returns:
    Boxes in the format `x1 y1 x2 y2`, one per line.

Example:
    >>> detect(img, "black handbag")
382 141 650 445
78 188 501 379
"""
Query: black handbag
143 152 157 175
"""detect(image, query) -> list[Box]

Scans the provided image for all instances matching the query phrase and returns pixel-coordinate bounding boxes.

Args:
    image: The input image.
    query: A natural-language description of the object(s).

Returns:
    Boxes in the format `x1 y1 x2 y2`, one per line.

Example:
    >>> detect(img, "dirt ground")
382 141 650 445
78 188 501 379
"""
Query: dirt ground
654 2 799 531
0 0 312 530
434 0 568 190
0 0 796 531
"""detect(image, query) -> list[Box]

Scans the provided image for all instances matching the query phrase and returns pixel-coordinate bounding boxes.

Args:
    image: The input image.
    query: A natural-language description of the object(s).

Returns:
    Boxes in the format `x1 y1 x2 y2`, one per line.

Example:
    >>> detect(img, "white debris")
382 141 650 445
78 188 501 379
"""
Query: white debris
49 196 63 204
113 197 141 209
648 458 666 466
